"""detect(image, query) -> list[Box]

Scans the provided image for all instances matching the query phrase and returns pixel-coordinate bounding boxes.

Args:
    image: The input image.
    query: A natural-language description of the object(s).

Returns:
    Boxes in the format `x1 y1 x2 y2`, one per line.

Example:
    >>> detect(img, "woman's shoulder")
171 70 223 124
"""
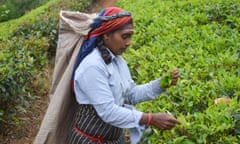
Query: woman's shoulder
78 48 107 71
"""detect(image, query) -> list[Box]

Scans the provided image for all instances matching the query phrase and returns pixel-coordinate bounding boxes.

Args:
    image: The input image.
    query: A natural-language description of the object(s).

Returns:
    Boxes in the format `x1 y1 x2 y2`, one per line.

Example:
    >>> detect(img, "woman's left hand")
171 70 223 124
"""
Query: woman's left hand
160 68 180 88
170 68 179 86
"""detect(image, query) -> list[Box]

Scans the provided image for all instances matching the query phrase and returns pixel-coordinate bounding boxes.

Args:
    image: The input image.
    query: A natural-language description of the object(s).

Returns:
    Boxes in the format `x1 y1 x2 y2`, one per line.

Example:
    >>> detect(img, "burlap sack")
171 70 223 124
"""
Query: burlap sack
34 11 97 144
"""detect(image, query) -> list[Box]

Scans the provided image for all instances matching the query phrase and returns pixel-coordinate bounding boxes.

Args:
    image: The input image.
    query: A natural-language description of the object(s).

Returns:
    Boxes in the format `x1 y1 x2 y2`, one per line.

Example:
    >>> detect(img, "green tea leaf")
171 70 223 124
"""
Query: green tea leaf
160 73 172 88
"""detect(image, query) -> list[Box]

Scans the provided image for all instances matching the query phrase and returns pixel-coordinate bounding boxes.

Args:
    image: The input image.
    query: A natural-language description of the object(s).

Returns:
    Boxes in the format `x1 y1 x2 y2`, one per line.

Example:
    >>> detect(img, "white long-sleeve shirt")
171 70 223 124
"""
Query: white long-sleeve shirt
74 47 165 144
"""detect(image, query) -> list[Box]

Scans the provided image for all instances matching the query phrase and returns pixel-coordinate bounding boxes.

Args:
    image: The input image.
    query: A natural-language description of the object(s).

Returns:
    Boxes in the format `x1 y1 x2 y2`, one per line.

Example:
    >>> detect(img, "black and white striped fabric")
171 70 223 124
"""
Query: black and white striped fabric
68 105 124 144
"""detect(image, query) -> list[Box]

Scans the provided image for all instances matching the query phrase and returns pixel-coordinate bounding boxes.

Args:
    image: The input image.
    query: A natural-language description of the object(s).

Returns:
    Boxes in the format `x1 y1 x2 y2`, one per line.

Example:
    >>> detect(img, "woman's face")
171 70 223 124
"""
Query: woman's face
103 24 134 55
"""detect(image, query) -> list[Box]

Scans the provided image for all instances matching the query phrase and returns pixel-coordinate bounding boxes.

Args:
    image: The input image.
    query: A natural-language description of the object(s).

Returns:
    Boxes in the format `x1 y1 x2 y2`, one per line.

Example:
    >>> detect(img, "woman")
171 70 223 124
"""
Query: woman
68 7 181 144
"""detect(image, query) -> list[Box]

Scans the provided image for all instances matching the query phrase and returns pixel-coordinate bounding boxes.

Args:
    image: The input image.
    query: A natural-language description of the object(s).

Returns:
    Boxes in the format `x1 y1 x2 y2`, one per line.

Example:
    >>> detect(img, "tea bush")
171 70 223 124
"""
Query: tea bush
0 0 93 133
119 0 240 143
0 0 50 22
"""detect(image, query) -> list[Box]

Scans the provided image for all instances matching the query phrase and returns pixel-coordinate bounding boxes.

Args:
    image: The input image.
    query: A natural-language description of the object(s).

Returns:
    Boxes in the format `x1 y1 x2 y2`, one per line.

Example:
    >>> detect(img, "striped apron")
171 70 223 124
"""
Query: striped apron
68 104 125 144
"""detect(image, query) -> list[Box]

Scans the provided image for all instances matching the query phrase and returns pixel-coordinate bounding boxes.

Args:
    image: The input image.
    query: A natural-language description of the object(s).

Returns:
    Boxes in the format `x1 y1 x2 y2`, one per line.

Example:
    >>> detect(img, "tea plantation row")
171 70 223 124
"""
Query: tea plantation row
0 0 93 134
118 0 240 143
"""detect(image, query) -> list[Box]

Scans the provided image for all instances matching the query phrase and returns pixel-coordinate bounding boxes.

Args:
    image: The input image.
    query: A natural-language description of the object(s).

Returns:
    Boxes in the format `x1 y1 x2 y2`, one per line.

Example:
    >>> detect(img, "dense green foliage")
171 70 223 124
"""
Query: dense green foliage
0 0 93 133
0 0 50 22
0 0 239 143
0 0 60 41
119 0 240 143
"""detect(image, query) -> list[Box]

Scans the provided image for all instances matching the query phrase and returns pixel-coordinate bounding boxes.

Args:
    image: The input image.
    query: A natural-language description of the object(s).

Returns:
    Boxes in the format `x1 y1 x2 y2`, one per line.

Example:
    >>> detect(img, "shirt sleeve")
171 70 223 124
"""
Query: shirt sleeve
126 79 166 104
94 103 145 144
93 102 143 129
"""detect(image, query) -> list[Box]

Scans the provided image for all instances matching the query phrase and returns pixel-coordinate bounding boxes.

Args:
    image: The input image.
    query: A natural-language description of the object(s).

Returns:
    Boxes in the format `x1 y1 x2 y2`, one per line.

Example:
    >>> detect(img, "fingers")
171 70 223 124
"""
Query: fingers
153 113 181 131
171 78 178 85
170 69 179 86
159 121 177 130
172 69 179 78
166 114 181 126
162 124 176 130
168 117 181 125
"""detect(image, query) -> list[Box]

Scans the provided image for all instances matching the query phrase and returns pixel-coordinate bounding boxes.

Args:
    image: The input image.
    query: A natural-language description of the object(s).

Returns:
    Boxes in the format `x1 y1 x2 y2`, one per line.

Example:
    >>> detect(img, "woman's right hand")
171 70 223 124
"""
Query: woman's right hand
140 113 181 130
152 113 181 130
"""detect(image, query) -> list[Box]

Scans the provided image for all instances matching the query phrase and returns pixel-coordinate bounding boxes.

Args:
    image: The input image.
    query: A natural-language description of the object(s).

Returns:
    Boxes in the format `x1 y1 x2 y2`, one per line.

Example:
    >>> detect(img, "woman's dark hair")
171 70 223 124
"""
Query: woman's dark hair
97 19 133 64
97 38 112 64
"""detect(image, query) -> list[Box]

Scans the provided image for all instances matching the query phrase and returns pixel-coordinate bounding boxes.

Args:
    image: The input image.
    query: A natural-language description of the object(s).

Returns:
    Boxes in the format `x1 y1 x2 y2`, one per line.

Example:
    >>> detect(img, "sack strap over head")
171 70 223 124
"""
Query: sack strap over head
95 11 131 21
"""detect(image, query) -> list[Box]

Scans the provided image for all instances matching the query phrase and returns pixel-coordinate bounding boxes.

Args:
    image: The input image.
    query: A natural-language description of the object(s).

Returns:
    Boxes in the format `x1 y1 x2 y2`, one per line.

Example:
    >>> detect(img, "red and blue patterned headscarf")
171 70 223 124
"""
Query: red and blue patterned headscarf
72 7 132 91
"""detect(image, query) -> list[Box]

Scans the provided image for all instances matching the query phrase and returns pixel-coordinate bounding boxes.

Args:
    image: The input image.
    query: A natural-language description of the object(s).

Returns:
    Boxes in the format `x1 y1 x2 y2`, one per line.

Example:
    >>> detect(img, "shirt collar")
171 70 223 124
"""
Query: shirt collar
105 47 117 61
